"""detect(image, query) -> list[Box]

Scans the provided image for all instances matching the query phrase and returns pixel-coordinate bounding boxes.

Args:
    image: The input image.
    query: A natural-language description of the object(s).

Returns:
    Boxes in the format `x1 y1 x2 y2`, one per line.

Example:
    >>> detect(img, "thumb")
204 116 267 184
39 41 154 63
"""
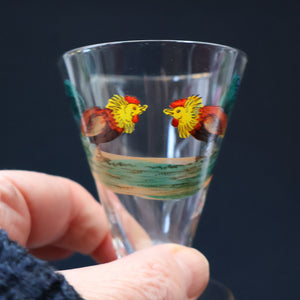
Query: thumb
60 244 209 300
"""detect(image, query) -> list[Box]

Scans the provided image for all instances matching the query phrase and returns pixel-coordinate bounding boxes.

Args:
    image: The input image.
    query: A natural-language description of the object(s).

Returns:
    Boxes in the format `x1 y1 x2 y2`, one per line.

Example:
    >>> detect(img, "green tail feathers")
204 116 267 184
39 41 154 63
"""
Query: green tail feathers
64 80 86 122
221 74 241 116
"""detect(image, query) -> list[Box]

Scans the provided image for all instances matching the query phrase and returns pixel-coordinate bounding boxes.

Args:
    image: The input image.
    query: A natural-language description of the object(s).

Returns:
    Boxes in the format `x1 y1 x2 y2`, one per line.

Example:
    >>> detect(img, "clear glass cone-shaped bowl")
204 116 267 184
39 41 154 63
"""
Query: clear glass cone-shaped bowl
60 40 247 298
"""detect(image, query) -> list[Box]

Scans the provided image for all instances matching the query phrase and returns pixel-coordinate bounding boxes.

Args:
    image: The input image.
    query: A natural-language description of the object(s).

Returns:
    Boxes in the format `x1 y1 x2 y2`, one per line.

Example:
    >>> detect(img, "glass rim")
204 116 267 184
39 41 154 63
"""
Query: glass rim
62 39 248 61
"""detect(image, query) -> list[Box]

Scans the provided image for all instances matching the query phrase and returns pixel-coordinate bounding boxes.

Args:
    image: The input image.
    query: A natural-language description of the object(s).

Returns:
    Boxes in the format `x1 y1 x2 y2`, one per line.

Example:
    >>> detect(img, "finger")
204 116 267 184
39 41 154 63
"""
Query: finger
29 231 116 263
61 244 210 300
0 170 116 262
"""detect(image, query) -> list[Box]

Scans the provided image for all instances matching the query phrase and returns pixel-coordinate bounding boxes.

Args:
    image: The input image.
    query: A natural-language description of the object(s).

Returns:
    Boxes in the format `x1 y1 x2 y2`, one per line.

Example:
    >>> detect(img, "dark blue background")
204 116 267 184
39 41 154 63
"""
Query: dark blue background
1 1 299 299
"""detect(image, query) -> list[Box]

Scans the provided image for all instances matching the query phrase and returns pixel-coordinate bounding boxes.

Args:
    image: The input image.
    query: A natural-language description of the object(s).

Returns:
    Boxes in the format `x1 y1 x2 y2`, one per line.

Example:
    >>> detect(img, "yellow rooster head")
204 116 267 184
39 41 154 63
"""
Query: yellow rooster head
163 95 203 138
106 95 148 133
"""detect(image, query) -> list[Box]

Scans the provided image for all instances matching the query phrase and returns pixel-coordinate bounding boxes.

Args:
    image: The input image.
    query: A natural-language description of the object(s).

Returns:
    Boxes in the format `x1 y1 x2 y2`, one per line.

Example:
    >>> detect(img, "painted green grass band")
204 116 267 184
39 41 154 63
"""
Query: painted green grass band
88 151 218 200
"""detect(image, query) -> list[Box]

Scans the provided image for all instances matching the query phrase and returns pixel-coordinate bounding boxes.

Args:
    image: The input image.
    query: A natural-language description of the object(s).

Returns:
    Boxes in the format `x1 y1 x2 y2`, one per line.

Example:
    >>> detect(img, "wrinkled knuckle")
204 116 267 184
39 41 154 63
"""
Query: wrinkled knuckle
0 176 22 207
0 175 30 244
133 259 184 300
142 259 171 280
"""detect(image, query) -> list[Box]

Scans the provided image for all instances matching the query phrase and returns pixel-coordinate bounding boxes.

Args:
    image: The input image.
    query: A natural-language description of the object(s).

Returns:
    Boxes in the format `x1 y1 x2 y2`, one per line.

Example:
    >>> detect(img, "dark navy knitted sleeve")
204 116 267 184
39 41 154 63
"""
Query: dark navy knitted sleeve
0 229 84 299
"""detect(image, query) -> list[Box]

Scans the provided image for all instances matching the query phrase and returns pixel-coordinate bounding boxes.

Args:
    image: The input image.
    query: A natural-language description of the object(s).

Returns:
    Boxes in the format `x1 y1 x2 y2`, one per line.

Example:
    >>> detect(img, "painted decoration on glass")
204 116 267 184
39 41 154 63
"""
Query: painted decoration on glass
81 95 148 144
163 95 227 142
65 86 225 200
84 144 216 200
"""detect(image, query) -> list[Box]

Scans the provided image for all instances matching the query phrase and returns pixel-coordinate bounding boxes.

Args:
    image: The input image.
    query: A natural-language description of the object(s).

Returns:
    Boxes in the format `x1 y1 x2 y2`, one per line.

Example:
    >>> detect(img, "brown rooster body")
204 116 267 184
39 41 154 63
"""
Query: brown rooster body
164 96 227 143
81 95 148 144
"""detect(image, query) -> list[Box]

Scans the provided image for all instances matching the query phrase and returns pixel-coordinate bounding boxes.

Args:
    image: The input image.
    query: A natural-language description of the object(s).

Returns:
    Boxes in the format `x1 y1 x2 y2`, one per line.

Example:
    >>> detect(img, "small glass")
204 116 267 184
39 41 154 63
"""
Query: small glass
60 40 247 298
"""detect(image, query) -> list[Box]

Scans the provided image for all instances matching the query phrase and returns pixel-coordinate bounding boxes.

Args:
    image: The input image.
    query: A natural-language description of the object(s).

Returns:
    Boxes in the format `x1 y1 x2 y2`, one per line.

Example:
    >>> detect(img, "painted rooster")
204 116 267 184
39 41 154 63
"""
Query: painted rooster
163 95 227 143
81 95 148 144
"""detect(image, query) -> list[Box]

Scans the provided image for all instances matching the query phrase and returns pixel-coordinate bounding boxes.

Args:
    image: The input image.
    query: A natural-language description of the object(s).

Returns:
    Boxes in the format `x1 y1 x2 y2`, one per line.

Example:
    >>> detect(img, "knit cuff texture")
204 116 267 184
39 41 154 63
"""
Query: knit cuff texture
0 229 83 299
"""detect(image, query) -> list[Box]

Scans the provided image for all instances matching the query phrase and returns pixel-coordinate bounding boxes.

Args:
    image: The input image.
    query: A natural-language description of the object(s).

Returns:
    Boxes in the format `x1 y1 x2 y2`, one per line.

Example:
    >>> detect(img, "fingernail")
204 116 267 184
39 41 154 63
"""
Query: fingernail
172 245 209 299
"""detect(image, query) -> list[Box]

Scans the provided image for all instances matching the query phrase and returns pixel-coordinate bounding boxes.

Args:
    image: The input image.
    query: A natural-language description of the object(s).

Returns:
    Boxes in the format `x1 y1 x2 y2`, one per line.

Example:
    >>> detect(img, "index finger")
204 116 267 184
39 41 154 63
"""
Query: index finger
0 170 116 262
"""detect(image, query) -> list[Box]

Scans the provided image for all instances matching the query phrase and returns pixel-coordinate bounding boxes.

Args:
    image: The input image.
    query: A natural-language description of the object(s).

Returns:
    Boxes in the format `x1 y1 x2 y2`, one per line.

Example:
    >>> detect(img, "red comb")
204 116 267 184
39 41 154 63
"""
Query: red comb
125 95 140 104
170 98 187 108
